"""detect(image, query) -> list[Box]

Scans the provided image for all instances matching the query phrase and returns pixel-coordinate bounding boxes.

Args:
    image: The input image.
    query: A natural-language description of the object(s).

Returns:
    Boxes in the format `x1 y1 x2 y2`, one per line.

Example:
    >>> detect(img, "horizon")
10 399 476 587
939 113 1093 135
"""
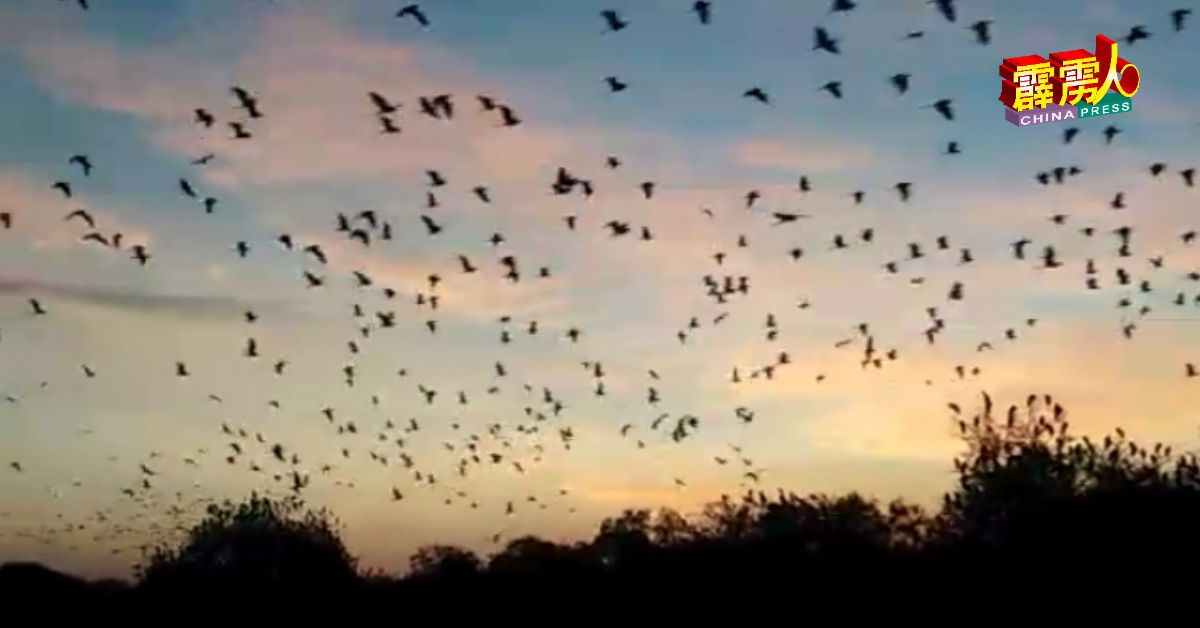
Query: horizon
1 0 1198 580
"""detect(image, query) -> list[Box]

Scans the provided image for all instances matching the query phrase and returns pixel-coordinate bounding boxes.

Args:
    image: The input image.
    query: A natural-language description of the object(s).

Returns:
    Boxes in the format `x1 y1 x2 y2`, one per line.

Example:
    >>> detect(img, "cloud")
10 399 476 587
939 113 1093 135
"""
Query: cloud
0 274 256 320
0 172 155 254
733 136 874 173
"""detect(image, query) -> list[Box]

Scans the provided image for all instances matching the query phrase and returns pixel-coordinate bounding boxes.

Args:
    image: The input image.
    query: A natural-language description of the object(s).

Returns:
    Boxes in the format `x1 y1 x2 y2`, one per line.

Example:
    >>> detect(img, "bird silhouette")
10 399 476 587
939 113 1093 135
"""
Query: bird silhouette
52 181 72 198
194 108 215 128
230 86 262 118
1103 125 1121 144
890 73 910 94
969 20 992 44
65 209 95 228
368 91 398 115
693 1 712 23
813 27 840 53
930 0 956 22
605 76 628 92
1172 8 1192 31
923 99 955 120
743 87 769 104
830 0 856 12
820 81 843 99
396 4 429 26
1123 25 1150 45
68 154 93 177
499 105 520 126
601 10 628 32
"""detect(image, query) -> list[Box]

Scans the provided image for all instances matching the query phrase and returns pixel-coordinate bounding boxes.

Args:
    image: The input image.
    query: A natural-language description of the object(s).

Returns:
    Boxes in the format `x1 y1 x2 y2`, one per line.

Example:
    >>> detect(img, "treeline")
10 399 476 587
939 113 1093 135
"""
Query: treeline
5 394 1200 605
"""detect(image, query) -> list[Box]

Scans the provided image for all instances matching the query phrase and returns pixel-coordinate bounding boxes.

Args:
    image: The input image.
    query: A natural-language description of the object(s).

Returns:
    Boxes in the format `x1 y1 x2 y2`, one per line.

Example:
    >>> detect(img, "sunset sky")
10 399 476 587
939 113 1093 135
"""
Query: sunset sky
2 0 1199 579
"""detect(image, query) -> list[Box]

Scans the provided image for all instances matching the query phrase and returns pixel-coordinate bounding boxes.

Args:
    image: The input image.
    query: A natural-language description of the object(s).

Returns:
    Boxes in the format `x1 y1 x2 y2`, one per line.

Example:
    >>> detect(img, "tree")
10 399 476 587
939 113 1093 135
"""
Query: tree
937 392 1200 565
137 494 359 595
408 544 482 581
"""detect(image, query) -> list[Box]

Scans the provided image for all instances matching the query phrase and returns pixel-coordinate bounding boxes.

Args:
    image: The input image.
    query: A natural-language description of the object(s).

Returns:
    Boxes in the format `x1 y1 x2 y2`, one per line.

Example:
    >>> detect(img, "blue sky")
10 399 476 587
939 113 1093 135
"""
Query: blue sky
1 0 1199 578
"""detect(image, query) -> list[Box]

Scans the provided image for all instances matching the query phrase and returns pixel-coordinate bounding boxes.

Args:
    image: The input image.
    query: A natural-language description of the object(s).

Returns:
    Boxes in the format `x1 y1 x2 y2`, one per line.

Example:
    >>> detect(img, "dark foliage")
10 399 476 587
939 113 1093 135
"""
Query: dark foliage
6 395 1200 605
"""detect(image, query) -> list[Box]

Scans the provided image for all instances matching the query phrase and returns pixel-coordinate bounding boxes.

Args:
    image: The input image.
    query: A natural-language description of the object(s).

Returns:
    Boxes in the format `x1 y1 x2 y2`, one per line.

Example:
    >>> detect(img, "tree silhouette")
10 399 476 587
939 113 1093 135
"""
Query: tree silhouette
8 392 1200 604
407 544 483 581
137 493 358 596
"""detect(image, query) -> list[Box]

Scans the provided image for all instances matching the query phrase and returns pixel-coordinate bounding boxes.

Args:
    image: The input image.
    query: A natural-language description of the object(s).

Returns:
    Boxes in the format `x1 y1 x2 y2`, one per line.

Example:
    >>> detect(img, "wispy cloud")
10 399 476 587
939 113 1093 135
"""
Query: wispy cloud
0 274 256 320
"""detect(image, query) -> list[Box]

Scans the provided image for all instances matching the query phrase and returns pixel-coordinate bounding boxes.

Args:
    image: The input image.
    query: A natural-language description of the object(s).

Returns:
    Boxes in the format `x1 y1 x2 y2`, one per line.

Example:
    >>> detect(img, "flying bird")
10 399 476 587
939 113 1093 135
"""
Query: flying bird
930 0 956 22
890 73 910 94
813 27 840 53
68 154 92 177
693 1 712 23
743 87 769 104
499 105 521 127
923 99 955 120
969 20 992 44
230 86 261 118
1172 8 1191 32
194 108 215 128
65 209 95 228
820 81 843 99
396 4 429 27
601 10 628 32
1123 25 1150 44
605 76 628 92
368 91 399 115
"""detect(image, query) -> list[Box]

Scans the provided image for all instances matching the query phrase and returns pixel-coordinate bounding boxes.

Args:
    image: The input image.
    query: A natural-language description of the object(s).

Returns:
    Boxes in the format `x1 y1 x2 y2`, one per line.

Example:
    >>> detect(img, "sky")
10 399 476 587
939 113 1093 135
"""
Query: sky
1 0 1199 579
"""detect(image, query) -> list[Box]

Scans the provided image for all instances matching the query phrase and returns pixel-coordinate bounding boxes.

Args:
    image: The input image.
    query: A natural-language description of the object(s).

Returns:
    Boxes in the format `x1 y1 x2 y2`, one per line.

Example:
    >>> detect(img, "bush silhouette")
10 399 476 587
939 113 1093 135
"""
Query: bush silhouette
136 493 358 596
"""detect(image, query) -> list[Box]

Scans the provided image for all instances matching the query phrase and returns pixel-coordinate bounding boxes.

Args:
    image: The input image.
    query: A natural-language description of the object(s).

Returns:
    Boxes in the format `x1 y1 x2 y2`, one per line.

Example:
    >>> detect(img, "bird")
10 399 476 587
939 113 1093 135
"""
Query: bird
813 27 840 53
380 117 400 134
29 299 47 315
743 87 769 104
605 76 628 92
65 209 95 228
1123 25 1150 45
230 122 252 139
191 154 215 165
930 0 956 22
945 141 960 155
230 86 262 118
52 181 72 198
923 99 955 120
396 4 429 27
179 179 197 198
68 154 92 177
1172 8 1191 32
302 244 327 264
693 1 712 23
368 91 398 115
890 73 910 94
1063 127 1079 144
499 105 520 127
894 182 912 202
131 245 150 266
203 198 217 214
830 0 856 12
601 10 628 32
1103 125 1121 144
820 81 843 99
420 214 442 235
0 212 10 229
772 212 808 225
968 20 991 44
1182 168 1196 187
194 109 215 128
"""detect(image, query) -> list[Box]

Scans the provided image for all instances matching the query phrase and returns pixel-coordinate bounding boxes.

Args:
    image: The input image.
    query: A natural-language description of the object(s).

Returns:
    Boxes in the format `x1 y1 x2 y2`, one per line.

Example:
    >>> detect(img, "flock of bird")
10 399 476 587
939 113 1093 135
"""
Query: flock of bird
2 0 1198 571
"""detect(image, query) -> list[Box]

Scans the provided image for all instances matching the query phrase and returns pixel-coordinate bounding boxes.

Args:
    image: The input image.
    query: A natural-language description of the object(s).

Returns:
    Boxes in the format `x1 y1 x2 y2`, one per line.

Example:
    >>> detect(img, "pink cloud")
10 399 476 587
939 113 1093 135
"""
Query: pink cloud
733 136 874 173
0 171 153 254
